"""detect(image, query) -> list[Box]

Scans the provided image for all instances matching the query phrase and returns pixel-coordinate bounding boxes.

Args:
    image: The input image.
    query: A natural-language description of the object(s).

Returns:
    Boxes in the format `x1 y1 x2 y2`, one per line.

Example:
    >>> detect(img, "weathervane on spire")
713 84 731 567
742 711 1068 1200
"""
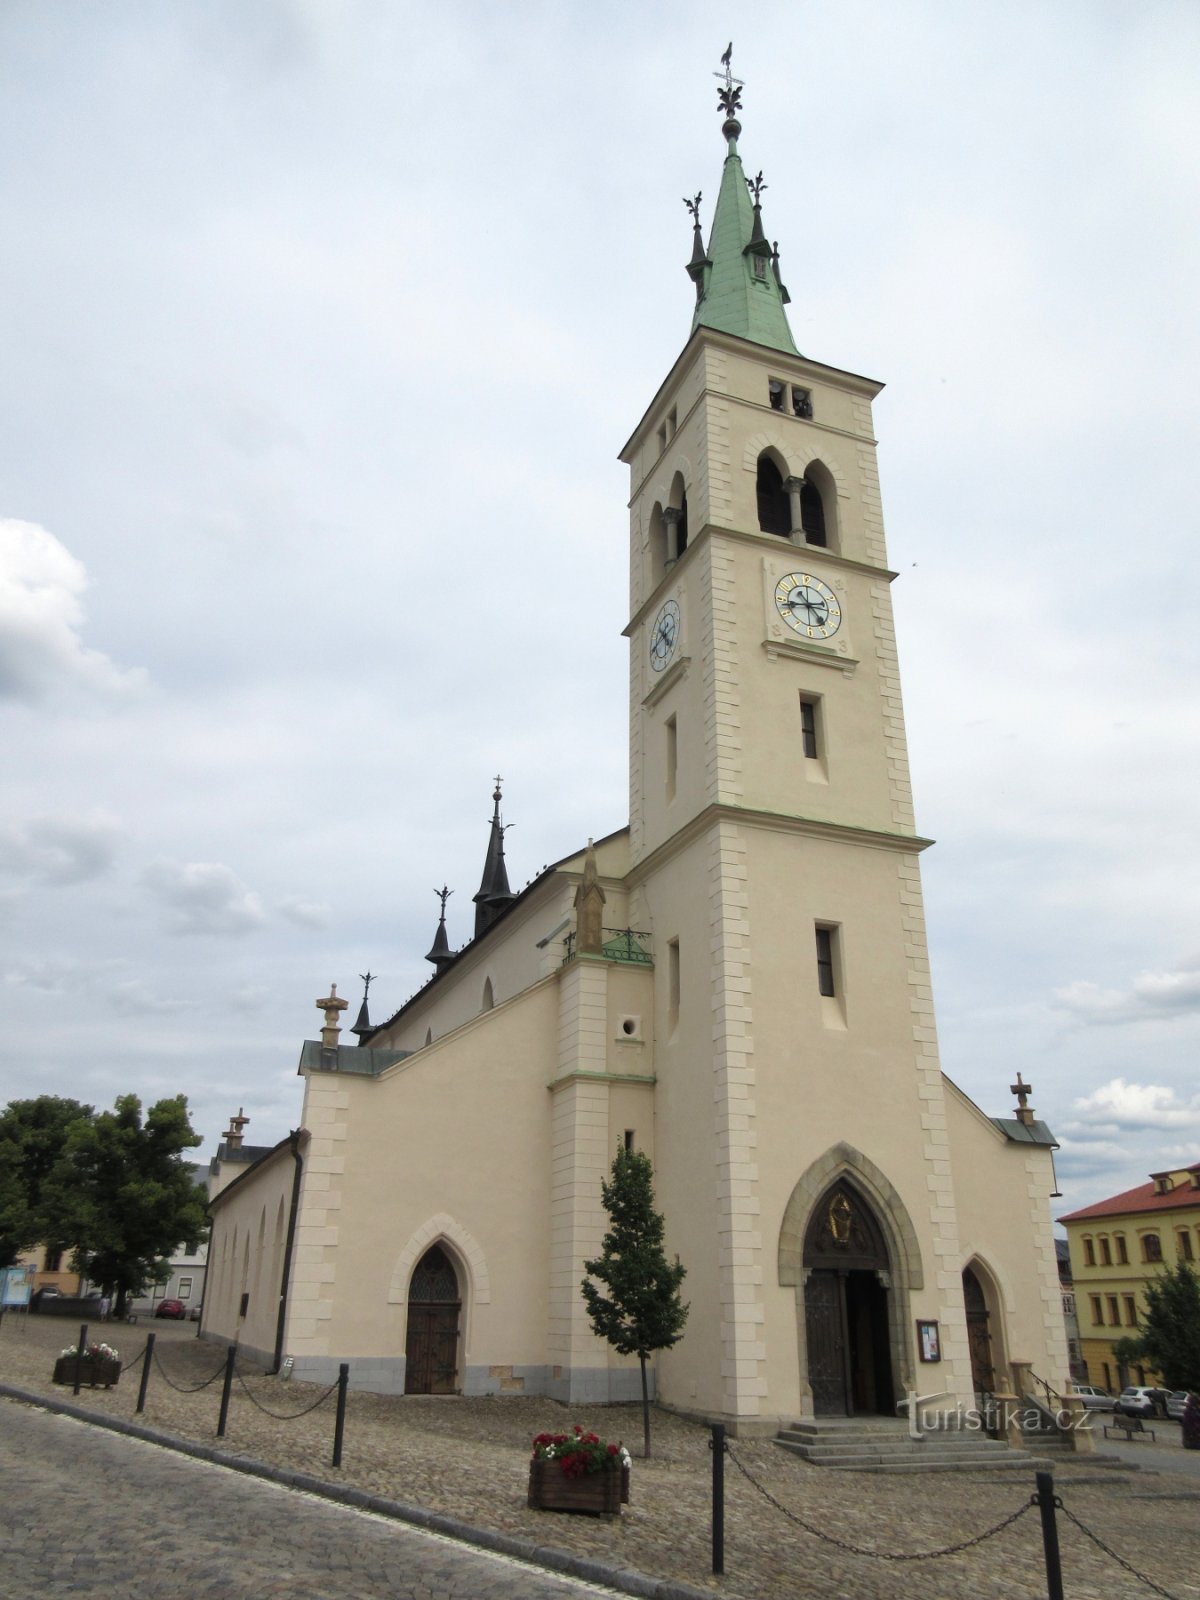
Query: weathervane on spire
714 41 743 118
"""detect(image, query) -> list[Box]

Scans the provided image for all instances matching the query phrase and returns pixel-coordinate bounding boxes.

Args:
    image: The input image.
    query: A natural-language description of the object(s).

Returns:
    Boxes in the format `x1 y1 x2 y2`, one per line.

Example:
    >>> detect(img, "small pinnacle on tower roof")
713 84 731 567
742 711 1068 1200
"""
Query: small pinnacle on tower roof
474 778 516 937
426 885 454 971
351 971 375 1045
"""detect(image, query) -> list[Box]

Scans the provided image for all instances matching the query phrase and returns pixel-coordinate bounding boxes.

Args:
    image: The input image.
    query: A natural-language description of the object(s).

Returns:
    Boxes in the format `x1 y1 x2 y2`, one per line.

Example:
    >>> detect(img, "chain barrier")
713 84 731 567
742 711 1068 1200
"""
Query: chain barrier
151 1346 230 1393
725 1443 1034 1562
233 1364 339 1420
118 1338 149 1370
1060 1504 1183 1600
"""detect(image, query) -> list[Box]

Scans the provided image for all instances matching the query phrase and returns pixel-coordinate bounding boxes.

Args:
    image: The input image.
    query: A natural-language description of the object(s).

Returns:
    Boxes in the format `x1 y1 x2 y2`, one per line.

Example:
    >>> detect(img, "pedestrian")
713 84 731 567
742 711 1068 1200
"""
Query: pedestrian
98 1295 110 1322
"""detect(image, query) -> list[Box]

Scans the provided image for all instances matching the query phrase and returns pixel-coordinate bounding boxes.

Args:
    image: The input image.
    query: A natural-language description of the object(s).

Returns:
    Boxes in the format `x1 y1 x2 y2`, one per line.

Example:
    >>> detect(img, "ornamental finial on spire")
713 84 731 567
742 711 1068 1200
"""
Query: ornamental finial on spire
714 41 743 121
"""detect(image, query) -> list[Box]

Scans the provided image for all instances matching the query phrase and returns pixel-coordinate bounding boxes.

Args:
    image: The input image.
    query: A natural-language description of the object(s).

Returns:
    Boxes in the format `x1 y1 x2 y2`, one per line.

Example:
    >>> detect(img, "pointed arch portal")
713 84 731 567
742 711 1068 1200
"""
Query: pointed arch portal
404 1244 461 1394
780 1145 923 1419
802 1179 896 1416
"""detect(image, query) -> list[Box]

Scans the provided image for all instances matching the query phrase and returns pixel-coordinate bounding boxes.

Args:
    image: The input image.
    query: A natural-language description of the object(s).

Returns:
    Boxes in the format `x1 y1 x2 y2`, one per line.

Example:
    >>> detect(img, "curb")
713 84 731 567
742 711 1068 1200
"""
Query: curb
0 1382 714 1600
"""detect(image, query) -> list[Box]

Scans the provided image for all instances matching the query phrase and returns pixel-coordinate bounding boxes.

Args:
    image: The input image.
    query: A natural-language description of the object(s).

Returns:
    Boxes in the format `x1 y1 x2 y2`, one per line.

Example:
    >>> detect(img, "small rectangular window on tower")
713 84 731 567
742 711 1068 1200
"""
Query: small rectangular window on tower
799 698 819 759
815 925 837 998
656 422 667 454
624 1129 635 1152
668 938 680 1030
667 406 677 439
768 378 785 411
665 714 678 801
791 386 813 419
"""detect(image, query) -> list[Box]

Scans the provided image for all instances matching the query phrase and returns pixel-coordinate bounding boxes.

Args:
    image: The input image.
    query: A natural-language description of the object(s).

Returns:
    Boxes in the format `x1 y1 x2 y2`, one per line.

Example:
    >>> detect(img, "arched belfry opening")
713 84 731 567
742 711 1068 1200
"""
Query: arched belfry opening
755 453 791 535
404 1243 461 1394
802 1180 896 1417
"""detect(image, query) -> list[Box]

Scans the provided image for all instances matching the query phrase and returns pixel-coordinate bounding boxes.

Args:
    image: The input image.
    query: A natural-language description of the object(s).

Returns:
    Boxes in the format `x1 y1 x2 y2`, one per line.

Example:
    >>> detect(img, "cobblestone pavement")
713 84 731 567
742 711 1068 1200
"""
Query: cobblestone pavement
0 1400 628 1599
3 1315 1199 1600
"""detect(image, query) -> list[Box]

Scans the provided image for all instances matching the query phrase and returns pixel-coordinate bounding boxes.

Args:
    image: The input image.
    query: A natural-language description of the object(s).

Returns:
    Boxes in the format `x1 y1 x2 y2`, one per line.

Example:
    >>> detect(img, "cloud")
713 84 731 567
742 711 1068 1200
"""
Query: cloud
278 895 331 929
1053 956 1200 1024
0 519 146 704
1067 1077 1200 1135
108 980 196 1017
0 813 123 886
141 859 267 937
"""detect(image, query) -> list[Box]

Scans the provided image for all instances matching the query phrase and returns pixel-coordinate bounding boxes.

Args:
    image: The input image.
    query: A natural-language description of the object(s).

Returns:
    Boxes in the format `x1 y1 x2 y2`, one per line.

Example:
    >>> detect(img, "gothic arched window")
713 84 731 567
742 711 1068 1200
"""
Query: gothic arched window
756 455 790 536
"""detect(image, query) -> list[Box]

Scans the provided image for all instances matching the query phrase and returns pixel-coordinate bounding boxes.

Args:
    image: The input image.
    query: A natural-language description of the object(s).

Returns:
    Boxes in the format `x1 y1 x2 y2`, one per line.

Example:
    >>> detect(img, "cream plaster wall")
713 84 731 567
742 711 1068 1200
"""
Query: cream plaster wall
285 979 561 1382
205 1144 296 1365
944 1081 1070 1392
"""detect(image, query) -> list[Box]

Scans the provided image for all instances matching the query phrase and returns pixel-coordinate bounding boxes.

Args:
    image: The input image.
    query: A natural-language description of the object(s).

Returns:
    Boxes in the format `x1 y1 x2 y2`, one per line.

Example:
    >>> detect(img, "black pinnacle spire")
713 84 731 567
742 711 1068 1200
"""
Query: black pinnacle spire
473 777 516 937
351 971 374 1046
426 886 454 973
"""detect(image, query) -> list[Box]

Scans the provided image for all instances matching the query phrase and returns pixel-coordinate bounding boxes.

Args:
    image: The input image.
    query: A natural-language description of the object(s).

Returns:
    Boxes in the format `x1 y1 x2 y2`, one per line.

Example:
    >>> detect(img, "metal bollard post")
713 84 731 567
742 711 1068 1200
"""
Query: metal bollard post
332 1363 349 1468
710 1422 726 1575
74 1322 88 1396
136 1332 156 1414
1034 1470 1064 1600
216 1345 237 1438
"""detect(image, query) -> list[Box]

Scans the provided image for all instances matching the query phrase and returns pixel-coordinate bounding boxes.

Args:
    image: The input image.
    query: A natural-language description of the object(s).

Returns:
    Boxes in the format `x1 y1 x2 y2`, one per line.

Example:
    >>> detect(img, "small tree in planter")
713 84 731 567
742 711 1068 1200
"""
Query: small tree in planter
582 1147 688 1459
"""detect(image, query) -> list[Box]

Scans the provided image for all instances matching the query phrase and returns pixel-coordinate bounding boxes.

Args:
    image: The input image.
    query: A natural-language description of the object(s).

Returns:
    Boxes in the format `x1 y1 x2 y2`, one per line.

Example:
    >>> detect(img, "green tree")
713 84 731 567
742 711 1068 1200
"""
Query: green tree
0 1097 93 1268
581 1147 688 1459
1113 1262 1200 1392
44 1094 207 1316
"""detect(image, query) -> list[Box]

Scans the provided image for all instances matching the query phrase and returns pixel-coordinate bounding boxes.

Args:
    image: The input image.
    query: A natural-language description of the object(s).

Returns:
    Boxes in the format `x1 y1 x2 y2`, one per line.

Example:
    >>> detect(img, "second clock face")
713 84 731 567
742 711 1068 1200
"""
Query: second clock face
650 599 680 671
774 572 842 640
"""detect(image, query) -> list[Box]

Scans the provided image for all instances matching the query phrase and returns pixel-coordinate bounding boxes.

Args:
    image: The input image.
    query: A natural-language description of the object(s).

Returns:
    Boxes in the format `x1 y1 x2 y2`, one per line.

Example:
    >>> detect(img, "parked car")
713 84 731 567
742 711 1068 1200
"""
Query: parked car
1070 1384 1115 1411
31 1285 63 1309
1114 1386 1162 1417
154 1298 187 1320
1165 1391 1190 1420
188 1304 202 1321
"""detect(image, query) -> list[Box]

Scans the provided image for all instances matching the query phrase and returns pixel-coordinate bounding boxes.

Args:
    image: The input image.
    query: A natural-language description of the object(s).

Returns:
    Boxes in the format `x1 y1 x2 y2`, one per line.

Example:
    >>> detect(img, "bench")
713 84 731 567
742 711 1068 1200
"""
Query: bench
1104 1415 1156 1442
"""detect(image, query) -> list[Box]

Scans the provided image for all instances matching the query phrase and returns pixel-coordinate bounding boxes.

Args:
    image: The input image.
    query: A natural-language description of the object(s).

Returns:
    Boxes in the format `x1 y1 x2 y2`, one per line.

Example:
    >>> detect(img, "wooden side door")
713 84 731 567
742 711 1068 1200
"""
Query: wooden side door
404 1301 460 1394
805 1269 848 1416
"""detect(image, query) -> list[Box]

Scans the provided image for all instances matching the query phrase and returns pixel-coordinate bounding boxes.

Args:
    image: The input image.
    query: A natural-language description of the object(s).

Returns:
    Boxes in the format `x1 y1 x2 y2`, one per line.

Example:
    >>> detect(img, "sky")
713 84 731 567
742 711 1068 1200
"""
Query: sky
1 0 1197 1218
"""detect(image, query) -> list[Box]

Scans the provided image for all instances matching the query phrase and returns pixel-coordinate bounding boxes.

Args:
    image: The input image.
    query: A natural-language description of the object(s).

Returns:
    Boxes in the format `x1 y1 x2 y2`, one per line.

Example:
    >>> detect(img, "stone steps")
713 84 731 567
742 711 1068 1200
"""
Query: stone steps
775 1419 1055 1475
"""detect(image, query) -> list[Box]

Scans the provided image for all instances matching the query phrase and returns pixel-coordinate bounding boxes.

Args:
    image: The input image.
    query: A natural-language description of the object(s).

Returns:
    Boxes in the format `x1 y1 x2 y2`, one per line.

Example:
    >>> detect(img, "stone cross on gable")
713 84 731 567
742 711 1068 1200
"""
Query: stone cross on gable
1010 1071 1035 1126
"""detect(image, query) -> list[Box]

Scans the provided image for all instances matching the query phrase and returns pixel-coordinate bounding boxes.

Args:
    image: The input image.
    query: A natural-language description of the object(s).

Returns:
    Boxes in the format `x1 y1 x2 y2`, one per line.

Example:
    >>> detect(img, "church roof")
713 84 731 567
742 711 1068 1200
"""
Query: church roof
362 825 629 1042
689 98 799 356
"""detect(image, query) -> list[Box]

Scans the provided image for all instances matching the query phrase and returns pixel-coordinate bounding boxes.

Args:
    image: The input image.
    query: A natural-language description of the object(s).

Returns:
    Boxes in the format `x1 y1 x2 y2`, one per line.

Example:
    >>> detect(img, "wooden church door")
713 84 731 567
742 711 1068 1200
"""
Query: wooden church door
803 1181 895 1417
962 1266 995 1394
404 1244 461 1395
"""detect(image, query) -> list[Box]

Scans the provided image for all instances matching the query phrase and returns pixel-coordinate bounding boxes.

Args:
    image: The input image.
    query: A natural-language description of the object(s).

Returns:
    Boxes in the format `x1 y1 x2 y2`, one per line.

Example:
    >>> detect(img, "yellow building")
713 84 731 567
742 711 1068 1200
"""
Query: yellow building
1059 1161 1200 1392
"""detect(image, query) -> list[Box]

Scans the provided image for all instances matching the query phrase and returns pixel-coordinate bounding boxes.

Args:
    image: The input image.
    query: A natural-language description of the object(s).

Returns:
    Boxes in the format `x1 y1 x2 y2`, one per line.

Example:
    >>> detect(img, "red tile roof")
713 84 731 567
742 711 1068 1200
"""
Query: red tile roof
1059 1167 1200 1223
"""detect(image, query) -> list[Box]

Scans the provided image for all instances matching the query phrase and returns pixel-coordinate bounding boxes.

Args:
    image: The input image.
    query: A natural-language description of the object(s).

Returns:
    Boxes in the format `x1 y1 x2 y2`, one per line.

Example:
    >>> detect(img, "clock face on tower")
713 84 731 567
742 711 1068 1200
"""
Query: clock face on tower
774 572 842 640
649 599 680 672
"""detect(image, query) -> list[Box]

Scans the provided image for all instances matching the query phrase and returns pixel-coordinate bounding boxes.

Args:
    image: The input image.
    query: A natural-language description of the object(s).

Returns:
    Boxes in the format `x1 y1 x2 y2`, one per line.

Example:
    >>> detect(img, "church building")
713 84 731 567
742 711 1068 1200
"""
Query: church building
204 62 1068 1433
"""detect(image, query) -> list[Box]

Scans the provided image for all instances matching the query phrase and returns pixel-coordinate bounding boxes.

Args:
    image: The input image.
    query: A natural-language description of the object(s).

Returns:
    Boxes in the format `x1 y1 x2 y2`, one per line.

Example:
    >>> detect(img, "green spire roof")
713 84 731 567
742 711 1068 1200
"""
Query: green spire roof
689 117 800 357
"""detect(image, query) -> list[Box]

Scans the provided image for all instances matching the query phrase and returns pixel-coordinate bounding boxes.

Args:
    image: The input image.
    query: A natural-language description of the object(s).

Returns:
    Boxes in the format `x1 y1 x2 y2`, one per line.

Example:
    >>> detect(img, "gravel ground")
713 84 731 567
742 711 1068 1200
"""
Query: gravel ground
3 1315 1198 1600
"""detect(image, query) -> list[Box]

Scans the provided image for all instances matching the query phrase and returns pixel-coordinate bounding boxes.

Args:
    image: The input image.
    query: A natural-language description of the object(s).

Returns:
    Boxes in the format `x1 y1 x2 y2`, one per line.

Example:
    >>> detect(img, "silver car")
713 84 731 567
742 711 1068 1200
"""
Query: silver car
1070 1383 1115 1411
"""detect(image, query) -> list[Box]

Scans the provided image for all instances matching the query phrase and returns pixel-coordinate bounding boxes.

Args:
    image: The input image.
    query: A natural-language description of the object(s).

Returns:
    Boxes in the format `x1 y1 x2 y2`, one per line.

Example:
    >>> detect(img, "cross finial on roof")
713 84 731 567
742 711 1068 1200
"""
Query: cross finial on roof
713 42 743 119
1010 1071 1035 1126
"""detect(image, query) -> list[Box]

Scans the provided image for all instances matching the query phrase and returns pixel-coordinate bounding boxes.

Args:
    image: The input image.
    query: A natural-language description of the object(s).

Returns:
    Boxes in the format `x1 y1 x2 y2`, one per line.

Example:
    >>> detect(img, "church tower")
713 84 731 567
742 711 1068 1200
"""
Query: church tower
621 56 980 1428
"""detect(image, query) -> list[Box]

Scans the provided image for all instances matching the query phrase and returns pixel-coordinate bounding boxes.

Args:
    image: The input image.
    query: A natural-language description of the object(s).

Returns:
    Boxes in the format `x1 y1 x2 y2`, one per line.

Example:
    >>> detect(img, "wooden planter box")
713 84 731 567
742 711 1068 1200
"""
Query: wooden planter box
52 1355 121 1389
527 1458 628 1514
